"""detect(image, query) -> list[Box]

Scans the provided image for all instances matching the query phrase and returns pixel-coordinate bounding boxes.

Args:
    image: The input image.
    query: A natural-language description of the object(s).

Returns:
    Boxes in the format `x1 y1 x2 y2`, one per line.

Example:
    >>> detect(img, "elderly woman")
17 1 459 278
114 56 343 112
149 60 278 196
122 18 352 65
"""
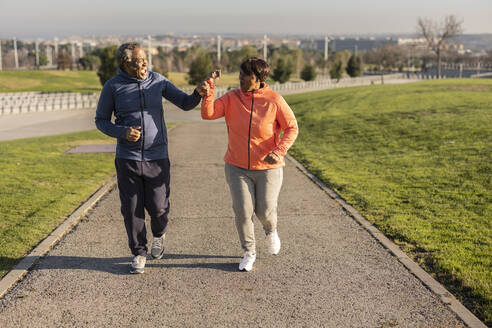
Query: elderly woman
201 57 298 271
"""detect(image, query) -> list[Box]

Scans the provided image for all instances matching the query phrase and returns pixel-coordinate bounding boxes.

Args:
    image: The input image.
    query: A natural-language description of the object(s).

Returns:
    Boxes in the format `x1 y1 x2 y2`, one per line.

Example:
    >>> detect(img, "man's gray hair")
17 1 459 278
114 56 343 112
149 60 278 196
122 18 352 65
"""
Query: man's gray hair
116 42 142 67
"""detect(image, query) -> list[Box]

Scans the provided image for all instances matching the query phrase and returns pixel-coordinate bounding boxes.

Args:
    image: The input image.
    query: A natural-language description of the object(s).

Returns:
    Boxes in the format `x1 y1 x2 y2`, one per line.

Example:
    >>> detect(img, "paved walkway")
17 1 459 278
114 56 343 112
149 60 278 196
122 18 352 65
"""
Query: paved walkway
0 122 466 327
0 103 203 141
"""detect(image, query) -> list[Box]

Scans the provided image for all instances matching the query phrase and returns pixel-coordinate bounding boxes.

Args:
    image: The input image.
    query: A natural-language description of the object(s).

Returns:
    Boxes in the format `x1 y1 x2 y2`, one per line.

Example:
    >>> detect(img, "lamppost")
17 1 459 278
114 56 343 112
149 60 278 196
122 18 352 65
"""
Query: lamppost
0 40 3 71
263 35 268 61
147 35 153 71
217 35 221 65
14 37 19 69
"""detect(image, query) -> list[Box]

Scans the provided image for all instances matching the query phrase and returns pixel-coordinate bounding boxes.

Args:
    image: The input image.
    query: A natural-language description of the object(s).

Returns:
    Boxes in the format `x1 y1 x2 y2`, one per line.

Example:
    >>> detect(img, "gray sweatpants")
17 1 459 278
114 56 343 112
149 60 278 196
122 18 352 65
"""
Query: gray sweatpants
225 163 283 254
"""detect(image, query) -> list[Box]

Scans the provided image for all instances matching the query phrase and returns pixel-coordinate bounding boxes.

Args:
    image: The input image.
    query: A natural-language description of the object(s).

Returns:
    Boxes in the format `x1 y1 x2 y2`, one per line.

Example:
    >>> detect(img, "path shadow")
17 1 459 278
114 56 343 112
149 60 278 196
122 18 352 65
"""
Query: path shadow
1 253 242 277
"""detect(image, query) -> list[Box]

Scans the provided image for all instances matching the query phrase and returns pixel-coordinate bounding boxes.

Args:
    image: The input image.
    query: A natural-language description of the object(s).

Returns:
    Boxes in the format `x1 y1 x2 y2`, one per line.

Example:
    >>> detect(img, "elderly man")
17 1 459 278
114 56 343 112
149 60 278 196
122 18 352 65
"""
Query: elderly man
95 42 206 274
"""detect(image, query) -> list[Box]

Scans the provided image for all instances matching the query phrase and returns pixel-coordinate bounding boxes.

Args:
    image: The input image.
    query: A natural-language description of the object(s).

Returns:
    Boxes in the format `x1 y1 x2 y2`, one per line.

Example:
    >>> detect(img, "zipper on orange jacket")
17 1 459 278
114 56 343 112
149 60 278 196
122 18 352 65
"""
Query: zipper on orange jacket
247 90 254 170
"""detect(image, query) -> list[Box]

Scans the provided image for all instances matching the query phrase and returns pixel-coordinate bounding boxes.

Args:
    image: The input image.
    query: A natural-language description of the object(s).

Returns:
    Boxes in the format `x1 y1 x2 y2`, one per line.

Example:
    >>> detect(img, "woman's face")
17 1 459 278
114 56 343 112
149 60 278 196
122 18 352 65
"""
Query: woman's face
239 69 260 92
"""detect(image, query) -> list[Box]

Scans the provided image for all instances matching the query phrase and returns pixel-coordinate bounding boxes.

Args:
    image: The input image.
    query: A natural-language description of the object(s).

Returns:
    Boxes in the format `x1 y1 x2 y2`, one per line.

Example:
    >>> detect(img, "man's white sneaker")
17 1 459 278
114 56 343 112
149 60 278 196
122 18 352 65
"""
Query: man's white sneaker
130 255 146 274
266 231 281 255
150 233 166 259
238 251 256 272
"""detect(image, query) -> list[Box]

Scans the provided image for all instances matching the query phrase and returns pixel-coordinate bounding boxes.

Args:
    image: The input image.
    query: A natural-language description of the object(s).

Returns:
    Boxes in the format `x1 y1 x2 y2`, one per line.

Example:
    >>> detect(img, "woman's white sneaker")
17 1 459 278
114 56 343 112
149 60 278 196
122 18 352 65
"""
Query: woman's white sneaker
266 231 281 255
239 251 256 271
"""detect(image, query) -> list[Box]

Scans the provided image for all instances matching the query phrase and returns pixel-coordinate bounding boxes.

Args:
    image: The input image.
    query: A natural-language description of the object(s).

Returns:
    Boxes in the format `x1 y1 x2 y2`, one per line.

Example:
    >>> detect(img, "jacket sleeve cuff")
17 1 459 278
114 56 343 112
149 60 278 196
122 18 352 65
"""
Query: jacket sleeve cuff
192 89 202 98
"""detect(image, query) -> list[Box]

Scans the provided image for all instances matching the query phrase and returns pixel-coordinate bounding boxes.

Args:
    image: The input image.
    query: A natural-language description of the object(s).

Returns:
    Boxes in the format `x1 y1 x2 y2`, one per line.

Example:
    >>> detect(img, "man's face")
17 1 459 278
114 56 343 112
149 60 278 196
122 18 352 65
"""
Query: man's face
125 48 148 80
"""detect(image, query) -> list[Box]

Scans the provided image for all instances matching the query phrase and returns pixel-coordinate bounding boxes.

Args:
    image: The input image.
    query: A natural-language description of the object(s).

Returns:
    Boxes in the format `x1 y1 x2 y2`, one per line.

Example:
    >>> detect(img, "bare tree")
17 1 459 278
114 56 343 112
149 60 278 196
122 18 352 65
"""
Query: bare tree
417 15 463 78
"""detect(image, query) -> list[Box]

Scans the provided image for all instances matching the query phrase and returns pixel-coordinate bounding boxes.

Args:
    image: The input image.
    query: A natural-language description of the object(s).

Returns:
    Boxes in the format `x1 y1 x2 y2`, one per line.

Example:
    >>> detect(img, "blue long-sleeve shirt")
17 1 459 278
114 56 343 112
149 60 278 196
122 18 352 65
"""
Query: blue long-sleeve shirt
95 68 201 161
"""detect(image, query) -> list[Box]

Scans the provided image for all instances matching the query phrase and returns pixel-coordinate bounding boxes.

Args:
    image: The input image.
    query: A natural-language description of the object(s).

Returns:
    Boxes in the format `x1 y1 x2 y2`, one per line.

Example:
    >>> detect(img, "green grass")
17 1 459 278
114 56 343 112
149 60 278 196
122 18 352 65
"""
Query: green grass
0 130 116 277
167 71 239 88
0 70 102 93
0 70 241 93
285 79 492 325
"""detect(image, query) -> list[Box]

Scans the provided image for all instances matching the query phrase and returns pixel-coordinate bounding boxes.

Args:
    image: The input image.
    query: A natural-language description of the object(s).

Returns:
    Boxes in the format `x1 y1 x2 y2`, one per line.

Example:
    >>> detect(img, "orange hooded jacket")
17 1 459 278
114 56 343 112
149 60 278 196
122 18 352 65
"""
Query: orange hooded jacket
201 82 298 170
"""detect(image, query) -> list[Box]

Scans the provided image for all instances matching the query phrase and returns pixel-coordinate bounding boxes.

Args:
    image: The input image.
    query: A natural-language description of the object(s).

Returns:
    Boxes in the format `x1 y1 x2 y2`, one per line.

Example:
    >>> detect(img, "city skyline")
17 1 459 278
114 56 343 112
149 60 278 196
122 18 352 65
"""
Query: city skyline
0 0 491 39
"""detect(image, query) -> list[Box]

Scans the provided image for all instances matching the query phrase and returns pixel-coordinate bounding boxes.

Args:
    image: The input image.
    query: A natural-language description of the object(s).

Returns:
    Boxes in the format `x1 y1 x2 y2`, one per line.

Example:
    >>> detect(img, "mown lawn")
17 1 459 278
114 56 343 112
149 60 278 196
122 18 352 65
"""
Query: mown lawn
0 131 116 277
0 70 101 93
285 79 492 325
0 70 240 93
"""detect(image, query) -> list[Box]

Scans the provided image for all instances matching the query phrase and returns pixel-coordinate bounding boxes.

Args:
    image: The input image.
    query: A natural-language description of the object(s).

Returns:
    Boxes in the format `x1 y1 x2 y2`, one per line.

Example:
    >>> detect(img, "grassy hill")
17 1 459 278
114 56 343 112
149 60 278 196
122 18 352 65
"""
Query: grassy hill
0 70 239 93
285 79 492 325
0 71 101 93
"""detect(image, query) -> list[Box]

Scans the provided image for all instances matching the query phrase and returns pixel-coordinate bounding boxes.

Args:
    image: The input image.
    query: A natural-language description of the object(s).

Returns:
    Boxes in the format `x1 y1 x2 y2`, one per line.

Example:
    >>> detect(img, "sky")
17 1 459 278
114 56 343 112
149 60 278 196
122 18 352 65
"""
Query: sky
0 0 491 39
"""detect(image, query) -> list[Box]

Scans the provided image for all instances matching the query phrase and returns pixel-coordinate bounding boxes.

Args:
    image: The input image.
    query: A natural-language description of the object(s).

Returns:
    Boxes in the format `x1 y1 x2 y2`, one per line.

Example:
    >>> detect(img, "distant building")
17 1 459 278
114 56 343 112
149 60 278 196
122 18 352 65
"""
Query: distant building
300 38 396 52
397 37 426 46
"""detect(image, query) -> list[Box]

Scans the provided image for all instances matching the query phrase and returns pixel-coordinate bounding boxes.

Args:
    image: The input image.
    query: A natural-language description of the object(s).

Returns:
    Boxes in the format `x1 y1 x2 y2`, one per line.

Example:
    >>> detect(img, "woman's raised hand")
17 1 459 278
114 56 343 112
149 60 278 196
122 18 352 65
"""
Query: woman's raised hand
207 69 221 82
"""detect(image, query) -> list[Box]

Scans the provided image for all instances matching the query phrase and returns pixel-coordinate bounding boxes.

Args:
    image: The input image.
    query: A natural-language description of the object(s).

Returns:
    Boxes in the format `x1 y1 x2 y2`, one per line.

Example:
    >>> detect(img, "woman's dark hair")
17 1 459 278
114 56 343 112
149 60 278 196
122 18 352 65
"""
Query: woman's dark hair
240 57 270 82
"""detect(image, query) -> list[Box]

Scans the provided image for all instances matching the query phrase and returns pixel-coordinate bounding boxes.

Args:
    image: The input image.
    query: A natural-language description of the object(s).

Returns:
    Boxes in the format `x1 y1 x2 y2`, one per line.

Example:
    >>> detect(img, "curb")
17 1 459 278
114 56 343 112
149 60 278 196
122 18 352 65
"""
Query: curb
286 155 487 328
0 176 117 299
0 125 180 298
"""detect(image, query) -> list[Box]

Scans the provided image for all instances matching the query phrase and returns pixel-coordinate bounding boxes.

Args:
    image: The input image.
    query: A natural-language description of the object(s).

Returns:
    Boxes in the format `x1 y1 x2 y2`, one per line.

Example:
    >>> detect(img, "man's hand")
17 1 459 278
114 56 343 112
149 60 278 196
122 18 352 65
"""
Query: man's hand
125 126 142 142
263 152 282 164
196 81 210 97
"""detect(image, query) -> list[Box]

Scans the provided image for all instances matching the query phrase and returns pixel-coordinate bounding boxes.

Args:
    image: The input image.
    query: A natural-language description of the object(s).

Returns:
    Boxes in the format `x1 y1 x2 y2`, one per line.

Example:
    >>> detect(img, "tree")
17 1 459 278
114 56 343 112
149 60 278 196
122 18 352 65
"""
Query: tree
329 59 344 81
187 53 213 86
96 45 118 86
224 45 259 72
79 55 101 71
271 58 293 83
57 51 72 70
39 53 48 66
300 64 317 81
417 15 463 78
346 53 364 77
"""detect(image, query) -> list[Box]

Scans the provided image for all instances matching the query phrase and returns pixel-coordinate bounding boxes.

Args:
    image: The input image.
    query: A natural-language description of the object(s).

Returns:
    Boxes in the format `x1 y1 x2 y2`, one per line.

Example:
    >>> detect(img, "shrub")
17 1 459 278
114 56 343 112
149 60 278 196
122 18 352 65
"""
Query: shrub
187 53 213 86
301 64 317 81
271 58 293 84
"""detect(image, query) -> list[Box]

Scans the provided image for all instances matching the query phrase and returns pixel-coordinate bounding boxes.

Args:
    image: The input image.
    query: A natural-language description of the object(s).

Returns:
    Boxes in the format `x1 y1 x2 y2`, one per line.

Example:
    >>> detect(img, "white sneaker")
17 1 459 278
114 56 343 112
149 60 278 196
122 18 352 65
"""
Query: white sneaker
150 233 166 259
266 231 281 255
238 251 256 272
130 255 146 274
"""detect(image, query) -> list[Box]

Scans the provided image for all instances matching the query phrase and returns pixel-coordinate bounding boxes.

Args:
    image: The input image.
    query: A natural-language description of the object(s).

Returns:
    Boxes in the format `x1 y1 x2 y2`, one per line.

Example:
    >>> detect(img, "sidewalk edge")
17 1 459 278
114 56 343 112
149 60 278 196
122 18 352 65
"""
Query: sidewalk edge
286 154 487 328
0 176 117 299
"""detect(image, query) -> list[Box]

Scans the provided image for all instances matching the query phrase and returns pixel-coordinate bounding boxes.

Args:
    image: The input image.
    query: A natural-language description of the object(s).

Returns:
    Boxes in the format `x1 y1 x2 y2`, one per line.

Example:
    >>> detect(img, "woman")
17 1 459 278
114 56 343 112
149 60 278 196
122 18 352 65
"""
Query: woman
201 57 298 271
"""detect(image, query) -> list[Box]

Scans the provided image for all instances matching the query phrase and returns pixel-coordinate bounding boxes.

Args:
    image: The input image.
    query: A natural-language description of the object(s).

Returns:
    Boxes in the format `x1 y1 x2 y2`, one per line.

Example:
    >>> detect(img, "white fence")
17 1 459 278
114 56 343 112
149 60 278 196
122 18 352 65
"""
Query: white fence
0 73 436 116
181 73 420 98
0 92 99 115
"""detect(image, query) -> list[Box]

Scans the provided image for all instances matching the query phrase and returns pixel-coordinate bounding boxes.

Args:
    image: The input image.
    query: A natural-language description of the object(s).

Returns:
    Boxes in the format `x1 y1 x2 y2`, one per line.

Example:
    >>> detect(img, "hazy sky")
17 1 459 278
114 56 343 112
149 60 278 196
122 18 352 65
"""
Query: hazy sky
0 0 490 38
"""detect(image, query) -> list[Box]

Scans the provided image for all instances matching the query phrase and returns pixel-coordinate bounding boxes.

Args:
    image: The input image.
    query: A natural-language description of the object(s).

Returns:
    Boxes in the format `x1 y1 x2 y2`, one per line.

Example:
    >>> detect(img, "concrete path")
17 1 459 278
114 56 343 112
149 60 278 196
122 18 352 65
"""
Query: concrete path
0 122 466 327
0 103 203 141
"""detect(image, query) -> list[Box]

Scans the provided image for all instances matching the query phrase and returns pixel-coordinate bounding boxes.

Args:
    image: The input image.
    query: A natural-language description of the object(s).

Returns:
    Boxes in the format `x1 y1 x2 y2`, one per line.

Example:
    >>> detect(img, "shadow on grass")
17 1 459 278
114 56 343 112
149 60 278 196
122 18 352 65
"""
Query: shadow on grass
0 253 242 278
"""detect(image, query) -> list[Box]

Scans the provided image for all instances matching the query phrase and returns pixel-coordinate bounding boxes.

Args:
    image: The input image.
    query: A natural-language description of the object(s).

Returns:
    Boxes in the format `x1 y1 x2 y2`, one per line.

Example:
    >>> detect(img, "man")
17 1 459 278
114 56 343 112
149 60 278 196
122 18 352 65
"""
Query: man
95 42 207 274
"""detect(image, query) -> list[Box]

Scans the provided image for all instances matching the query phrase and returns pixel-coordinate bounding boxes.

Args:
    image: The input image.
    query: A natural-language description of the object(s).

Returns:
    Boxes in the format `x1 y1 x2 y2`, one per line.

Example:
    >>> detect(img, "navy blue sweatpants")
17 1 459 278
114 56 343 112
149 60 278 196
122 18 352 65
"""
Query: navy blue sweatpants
115 158 170 256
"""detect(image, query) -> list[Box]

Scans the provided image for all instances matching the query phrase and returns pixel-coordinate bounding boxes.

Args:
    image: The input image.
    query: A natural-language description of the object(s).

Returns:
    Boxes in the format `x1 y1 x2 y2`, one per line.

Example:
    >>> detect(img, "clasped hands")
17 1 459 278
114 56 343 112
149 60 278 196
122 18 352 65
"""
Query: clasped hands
196 69 221 97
